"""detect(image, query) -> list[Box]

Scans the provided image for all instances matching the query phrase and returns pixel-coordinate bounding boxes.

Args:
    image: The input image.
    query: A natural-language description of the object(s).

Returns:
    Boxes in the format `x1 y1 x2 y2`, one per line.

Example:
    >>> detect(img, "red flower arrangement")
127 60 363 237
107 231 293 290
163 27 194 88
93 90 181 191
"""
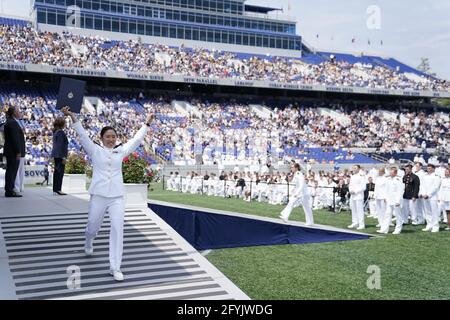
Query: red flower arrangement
122 152 155 184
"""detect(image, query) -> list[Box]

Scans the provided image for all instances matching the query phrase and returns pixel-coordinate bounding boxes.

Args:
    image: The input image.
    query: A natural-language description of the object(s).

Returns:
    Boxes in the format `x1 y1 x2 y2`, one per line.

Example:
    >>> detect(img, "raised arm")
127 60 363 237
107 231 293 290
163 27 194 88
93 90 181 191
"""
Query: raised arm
122 113 154 156
61 106 96 157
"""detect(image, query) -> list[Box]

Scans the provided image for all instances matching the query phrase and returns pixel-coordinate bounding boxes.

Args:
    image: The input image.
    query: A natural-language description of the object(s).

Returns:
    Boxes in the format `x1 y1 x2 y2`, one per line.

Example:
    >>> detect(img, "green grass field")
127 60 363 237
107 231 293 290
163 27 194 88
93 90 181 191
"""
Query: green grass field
148 182 450 300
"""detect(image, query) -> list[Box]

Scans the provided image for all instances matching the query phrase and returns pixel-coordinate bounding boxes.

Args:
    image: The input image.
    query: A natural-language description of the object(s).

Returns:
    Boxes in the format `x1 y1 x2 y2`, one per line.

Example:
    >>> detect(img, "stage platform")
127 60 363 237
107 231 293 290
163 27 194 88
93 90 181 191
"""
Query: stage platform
0 188 249 300
149 199 373 237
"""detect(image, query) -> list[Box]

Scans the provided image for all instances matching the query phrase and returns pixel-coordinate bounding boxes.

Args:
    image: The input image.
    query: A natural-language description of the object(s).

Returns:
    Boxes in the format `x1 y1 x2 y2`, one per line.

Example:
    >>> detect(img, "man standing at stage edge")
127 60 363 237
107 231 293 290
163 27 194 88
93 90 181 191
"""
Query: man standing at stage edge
3 106 25 198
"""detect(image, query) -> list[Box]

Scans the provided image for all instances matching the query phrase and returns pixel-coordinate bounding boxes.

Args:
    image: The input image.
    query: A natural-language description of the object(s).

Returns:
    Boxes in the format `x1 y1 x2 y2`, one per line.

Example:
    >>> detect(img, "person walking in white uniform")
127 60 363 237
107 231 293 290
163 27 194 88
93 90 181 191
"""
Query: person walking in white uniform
379 167 405 234
348 165 367 230
62 106 153 281
279 163 314 226
438 168 450 230
419 164 441 233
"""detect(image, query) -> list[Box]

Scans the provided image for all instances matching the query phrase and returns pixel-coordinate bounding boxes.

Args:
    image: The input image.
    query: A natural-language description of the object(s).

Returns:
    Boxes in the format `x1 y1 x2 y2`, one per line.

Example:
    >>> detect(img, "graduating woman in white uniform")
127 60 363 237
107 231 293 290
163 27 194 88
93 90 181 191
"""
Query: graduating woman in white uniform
62 107 153 281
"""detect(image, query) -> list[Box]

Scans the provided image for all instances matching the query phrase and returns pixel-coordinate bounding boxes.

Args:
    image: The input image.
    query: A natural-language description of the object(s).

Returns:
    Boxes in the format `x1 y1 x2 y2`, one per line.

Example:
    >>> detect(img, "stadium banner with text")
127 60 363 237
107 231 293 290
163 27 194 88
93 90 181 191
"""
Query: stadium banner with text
1 62 449 98
24 165 52 185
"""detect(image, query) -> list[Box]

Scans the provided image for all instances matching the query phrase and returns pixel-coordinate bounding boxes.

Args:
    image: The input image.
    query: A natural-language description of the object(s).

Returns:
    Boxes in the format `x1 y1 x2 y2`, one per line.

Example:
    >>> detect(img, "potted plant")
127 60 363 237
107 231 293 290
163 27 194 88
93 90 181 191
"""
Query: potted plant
122 152 154 208
62 153 87 193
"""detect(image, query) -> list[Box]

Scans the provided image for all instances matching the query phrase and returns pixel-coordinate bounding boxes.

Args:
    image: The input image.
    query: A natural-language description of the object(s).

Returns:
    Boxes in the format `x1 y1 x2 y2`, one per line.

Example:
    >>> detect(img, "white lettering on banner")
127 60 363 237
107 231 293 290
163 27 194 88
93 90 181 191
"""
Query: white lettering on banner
0 62 448 98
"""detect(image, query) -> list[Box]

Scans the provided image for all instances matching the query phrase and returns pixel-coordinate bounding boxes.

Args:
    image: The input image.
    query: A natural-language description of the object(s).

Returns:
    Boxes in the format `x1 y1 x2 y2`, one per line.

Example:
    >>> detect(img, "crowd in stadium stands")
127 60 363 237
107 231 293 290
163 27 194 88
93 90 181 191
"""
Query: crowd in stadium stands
0 89 449 167
1 24 450 91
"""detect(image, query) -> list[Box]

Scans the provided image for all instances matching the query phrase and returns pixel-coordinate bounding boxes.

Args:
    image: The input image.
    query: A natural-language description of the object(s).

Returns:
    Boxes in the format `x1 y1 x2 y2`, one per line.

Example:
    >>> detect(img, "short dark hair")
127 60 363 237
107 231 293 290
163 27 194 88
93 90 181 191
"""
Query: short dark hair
293 163 300 170
100 126 117 138
6 106 15 118
427 164 436 169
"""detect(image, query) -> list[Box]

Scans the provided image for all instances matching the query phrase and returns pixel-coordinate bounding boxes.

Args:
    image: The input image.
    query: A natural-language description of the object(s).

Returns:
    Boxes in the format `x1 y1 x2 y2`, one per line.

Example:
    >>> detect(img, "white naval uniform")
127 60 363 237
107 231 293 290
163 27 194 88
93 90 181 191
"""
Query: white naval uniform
349 172 367 228
413 169 426 222
280 171 314 226
73 121 148 272
167 174 175 190
382 176 405 233
419 172 441 232
374 175 388 227
438 176 450 223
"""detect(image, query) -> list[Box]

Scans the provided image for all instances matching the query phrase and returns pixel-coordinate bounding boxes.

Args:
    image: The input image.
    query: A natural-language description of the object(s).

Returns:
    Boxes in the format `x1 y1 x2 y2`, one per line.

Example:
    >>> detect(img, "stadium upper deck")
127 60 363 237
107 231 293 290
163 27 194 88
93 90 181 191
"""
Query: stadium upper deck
0 13 449 98
33 0 302 56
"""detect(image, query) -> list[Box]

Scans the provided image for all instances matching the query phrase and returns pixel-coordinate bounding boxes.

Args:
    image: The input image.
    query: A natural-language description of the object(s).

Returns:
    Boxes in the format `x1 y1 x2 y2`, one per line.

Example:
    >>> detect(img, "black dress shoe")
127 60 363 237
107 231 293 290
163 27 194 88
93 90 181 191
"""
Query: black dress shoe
53 191 67 196
5 192 22 198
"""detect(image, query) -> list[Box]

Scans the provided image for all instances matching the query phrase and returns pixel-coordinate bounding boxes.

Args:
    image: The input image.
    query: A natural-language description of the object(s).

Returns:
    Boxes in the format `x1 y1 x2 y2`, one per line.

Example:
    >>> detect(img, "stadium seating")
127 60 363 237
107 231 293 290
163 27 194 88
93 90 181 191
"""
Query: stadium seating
0 22 448 92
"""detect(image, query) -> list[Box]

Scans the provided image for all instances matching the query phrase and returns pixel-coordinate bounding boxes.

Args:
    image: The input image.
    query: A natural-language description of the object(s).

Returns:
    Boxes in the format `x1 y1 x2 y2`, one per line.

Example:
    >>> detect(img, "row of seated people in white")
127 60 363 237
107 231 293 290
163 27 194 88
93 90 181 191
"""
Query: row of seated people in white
172 157 278 168
351 165 450 234
165 172 334 210
167 174 290 203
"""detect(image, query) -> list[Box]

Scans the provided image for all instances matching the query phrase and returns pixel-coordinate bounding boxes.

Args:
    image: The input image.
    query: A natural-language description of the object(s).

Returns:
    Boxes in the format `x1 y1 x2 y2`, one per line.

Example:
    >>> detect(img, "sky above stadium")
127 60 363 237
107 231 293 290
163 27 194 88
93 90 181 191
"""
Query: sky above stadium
1 0 449 80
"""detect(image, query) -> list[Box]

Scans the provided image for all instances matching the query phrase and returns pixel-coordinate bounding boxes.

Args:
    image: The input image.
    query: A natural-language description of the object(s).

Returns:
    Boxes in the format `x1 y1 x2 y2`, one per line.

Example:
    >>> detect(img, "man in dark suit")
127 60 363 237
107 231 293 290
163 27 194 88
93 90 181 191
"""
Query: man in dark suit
3 106 25 197
402 164 422 225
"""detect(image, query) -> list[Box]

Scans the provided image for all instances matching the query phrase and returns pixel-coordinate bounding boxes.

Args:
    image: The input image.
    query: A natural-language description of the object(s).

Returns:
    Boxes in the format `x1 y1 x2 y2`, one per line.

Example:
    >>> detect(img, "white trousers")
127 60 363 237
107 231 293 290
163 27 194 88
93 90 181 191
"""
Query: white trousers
350 198 365 227
14 157 25 193
422 199 440 230
368 199 377 218
375 199 386 226
280 194 314 225
86 195 125 271
378 201 391 232
416 198 425 222
402 199 423 224
385 205 403 233
439 201 450 223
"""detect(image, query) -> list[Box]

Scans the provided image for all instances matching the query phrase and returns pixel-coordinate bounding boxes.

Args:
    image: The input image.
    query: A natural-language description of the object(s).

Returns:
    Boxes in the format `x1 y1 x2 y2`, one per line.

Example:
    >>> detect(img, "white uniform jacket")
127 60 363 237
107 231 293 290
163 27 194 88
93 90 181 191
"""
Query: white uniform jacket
384 176 405 206
438 177 450 202
349 173 367 201
291 171 309 197
73 121 148 198
374 176 388 200
419 173 441 200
